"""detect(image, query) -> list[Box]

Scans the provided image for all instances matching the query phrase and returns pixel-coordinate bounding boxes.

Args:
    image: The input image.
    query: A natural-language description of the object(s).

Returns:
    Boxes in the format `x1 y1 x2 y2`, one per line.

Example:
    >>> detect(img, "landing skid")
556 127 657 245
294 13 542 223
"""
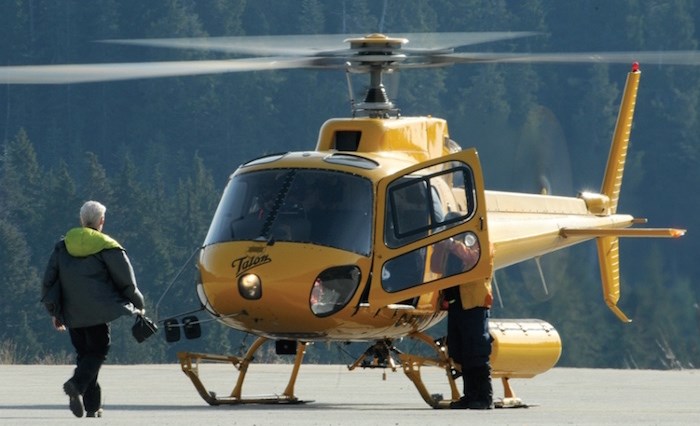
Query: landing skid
393 332 529 409
493 377 529 408
178 332 529 408
178 336 309 405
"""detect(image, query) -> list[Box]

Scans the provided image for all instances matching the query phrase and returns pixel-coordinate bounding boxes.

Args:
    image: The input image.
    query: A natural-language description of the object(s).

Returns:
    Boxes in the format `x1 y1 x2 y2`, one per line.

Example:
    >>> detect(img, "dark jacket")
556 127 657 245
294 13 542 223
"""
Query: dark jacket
41 227 145 328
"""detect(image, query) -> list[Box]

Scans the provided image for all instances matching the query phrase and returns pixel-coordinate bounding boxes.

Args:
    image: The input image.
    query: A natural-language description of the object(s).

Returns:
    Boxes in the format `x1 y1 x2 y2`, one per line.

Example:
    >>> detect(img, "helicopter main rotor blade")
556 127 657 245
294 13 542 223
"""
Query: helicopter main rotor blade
437 50 700 66
0 57 319 84
395 31 539 53
101 32 539 57
100 34 358 57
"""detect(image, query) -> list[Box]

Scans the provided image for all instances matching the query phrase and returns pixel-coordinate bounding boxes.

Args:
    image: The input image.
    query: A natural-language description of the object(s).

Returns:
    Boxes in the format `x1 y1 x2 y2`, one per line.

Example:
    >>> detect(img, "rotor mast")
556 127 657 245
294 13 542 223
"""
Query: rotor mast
345 34 407 118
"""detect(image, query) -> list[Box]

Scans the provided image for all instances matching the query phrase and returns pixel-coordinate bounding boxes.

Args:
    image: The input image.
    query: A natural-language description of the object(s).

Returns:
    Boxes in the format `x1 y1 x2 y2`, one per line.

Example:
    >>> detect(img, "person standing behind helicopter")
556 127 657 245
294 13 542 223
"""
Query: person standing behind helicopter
431 233 494 410
41 201 146 418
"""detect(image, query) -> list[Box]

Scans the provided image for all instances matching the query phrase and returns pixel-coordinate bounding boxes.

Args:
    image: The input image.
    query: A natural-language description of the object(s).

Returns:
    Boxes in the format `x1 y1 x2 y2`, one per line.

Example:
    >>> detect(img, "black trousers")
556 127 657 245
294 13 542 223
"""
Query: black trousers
447 306 493 402
447 306 492 370
68 323 111 412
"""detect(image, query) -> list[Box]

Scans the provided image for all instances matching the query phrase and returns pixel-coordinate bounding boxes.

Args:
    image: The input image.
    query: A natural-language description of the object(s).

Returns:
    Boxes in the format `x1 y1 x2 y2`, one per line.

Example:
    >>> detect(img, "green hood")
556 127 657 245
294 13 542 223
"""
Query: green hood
64 227 122 257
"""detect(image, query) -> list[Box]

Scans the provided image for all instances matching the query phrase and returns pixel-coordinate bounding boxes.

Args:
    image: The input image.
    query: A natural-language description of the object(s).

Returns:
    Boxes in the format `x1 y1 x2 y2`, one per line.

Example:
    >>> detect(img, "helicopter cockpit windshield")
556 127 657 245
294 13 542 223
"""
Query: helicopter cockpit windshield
205 169 373 256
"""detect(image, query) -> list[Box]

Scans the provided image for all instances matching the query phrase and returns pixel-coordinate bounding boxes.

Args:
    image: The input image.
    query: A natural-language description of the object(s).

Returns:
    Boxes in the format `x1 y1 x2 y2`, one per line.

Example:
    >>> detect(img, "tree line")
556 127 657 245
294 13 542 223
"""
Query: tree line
1 0 698 368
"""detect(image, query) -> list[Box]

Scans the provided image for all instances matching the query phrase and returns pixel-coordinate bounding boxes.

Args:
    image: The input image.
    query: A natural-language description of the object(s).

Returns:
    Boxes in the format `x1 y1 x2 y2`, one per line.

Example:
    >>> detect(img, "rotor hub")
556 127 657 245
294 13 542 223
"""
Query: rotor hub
345 34 408 55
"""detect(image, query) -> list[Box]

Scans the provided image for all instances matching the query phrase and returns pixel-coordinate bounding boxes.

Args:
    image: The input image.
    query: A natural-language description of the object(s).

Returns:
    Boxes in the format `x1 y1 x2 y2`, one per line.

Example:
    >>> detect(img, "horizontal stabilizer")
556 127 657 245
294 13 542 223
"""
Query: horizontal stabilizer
561 227 686 238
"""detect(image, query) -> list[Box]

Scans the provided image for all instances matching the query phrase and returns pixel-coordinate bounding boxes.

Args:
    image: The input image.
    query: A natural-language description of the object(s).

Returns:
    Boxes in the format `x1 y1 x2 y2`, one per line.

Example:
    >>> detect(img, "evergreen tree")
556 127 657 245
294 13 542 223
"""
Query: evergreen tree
0 129 44 229
0 218 47 363
175 153 219 250
570 65 620 190
39 160 81 253
299 0 325 33
83 152 114 204
193 0 246 36
111 152 149 245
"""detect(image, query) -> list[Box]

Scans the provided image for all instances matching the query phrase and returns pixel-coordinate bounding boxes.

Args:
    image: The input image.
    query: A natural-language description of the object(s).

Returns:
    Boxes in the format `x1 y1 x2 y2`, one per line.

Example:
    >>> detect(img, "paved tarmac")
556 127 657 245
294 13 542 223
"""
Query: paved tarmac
1 363 698 425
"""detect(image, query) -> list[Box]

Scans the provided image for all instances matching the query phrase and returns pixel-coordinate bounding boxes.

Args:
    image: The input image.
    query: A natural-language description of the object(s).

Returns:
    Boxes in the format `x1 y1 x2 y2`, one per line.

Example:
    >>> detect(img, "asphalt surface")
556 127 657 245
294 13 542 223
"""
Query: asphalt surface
2 363 698 425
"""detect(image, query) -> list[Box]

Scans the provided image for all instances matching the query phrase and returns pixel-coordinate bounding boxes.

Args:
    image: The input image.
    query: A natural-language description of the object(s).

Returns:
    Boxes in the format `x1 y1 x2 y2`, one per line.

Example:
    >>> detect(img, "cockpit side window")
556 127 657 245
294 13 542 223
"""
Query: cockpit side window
380 161 479 293
384 162 476 249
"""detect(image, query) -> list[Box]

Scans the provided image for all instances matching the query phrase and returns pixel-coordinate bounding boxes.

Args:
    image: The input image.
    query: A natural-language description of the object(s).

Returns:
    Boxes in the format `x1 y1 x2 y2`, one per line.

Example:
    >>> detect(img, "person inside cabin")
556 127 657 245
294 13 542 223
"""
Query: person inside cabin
231 183 280 240
381 181 430 294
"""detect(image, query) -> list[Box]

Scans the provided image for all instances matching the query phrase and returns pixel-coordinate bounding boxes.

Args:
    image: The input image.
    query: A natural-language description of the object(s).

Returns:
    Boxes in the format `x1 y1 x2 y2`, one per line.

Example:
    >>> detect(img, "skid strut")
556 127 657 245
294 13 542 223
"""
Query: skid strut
398 332 460 408
178 336 308 405
397 332 528 409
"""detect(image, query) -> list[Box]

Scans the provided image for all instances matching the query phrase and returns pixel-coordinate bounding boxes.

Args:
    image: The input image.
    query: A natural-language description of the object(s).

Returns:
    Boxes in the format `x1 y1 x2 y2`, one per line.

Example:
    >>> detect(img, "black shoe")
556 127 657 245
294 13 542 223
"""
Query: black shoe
467 399 494 410
448 397 470 409
63 380 84 418
449 397 494 410
86 408 103 418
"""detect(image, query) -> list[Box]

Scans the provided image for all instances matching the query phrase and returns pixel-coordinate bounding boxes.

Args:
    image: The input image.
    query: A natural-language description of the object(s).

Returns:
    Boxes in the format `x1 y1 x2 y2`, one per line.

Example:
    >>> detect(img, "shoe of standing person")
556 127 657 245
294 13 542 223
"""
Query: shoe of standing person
86 408 104 417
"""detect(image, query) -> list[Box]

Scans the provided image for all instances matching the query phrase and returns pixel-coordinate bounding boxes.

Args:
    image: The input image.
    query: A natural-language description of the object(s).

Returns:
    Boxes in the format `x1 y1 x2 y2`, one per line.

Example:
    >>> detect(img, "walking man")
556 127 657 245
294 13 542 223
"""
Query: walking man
41 201 146 418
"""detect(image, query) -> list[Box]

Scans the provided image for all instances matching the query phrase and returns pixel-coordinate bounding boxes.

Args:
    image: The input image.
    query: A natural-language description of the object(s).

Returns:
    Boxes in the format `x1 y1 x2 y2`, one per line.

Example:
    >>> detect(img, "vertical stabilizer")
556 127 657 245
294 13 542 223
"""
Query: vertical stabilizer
597 236 631 322
596 64 641 322
600 64 641 214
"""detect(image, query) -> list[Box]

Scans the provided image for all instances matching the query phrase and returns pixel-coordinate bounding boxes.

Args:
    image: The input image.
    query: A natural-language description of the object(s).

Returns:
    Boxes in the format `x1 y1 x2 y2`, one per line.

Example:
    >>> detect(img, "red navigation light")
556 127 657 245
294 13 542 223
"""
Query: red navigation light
632 62 640 72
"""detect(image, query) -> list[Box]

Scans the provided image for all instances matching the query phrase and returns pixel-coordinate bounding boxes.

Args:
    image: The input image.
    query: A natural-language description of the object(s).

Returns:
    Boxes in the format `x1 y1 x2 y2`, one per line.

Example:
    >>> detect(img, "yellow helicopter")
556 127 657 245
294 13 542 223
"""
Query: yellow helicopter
1 32 691 408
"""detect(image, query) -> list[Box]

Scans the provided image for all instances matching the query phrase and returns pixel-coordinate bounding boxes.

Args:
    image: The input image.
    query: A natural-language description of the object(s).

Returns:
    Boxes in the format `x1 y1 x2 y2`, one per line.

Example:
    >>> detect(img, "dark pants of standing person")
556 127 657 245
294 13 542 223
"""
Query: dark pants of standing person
68 324 110 413
447 305 493 407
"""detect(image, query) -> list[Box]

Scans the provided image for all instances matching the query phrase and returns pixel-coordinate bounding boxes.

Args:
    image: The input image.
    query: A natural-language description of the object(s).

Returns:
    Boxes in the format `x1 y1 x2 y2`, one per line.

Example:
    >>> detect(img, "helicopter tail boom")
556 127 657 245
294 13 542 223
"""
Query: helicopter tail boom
488 64 685 322
578 63 686 322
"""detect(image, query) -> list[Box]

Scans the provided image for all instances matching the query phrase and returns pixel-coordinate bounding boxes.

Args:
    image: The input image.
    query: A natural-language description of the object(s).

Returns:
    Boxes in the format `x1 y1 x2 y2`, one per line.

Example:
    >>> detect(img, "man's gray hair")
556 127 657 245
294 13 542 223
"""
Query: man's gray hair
80 201 106 229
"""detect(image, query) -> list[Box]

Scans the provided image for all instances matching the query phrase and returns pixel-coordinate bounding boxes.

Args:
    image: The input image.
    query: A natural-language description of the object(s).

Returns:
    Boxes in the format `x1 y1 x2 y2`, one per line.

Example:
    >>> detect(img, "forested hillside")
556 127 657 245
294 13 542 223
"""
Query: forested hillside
1 0 698 369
